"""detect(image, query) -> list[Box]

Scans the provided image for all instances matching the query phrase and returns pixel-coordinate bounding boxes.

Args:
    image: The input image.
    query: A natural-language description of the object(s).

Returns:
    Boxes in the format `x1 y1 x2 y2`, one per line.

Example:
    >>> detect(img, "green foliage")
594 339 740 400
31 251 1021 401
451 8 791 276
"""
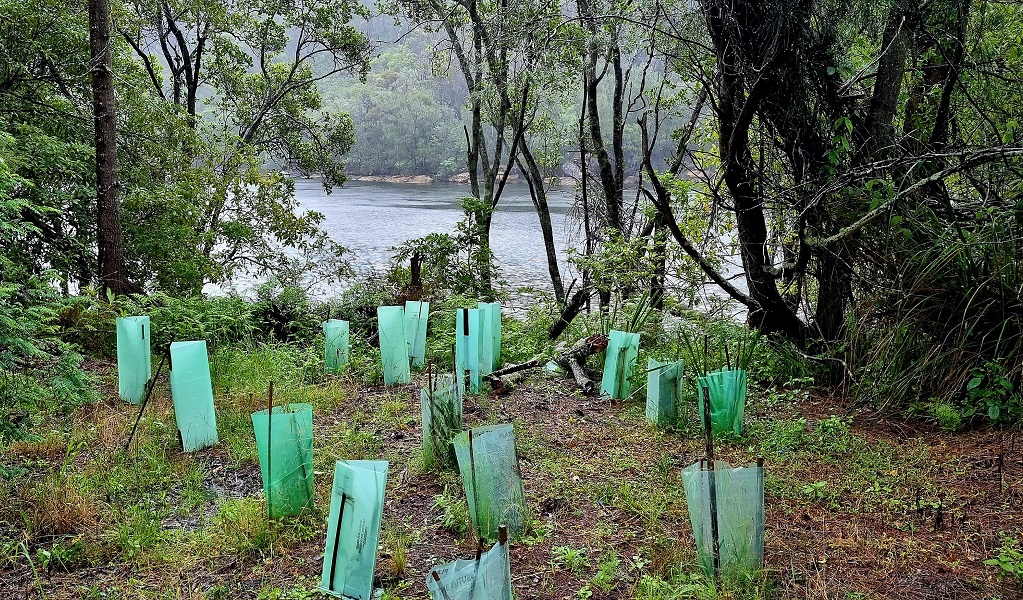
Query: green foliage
391 197 501 299
323 44 465 177
985 534 1023 584
551 545 590 577
932 402 963 432
252 280 319 342
966 362 1021 424
432 485 471 537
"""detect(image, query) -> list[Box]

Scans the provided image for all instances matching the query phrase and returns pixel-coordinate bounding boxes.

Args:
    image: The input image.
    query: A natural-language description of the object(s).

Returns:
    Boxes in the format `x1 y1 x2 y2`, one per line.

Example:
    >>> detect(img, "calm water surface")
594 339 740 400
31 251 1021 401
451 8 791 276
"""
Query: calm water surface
295 179 580 294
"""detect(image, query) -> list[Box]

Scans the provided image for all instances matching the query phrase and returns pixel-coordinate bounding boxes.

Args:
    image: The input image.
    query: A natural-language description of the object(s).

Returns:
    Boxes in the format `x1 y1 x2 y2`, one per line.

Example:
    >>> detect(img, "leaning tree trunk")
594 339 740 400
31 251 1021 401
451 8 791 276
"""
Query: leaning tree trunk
517 146 565 302
88 0 127 294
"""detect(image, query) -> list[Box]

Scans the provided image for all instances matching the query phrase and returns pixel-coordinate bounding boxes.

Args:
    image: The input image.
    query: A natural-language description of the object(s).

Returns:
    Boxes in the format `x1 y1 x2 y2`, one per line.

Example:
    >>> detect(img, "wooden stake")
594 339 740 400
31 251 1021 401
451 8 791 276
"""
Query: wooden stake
328 492 347 591
701 385 720 580
125 347 168 453
266 380 274 519
431 571 453 600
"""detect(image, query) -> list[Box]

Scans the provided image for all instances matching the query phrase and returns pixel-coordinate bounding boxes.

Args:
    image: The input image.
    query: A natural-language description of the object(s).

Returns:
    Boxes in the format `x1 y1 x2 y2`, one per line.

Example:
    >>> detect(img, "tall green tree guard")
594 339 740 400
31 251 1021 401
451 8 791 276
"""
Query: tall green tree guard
87 0 127 293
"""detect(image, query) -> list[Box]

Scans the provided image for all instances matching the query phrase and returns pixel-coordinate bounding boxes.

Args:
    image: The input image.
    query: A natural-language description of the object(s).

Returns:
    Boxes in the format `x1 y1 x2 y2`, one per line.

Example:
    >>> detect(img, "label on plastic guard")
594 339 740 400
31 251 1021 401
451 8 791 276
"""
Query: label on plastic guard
320 460 389 600
116 316 151 404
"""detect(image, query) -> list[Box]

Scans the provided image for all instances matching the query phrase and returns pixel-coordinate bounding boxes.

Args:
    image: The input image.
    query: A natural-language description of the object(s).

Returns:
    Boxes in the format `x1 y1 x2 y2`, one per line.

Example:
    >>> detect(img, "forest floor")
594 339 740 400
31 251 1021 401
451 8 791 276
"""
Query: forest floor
2 357 1021 600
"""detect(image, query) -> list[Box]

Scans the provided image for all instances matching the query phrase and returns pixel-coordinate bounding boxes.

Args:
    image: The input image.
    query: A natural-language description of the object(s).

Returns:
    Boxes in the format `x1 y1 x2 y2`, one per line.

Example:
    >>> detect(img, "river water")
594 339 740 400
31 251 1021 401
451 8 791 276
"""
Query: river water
294 178 580 294
211 177 746 319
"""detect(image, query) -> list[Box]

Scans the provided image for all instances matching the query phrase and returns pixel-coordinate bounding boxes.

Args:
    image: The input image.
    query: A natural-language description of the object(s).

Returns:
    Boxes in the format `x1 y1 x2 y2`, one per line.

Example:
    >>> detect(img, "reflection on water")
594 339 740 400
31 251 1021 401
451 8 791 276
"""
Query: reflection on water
206 179 580 299
207 178 747 320
301 179 580 292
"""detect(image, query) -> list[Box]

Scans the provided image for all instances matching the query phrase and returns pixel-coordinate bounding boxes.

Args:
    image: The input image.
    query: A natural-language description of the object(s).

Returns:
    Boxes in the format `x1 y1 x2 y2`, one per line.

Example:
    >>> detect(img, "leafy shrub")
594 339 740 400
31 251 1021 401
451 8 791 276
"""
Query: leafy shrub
0 279 97 443
252 279 318 342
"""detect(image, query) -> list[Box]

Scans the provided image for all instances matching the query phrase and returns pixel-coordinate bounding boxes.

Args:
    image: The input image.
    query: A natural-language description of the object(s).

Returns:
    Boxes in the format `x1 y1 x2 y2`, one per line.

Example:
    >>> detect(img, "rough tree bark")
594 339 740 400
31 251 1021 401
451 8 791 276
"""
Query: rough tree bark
88 0 128 294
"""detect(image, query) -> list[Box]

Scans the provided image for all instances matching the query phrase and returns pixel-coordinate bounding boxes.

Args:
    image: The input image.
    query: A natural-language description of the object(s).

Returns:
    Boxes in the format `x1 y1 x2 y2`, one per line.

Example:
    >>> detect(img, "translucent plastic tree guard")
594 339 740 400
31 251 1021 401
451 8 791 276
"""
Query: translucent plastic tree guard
404 301 430 369
251 403 314 518
697 368 748 435
168 341 218 452
421 374 463 469
646 358 683 427
453 424 527 542
426 534 513 600
600 330 640 400
477 301 502 373
320 460 389 599
682 460 765 579
455 308 483 393
378 306 411 385
323 320 350 373
116 316 151 404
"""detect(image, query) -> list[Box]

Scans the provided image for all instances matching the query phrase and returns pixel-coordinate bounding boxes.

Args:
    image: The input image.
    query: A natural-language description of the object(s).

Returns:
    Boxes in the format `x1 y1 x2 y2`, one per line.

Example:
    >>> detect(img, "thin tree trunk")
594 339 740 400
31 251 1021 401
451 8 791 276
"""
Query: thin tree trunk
88 0 127 294
517 148 565 302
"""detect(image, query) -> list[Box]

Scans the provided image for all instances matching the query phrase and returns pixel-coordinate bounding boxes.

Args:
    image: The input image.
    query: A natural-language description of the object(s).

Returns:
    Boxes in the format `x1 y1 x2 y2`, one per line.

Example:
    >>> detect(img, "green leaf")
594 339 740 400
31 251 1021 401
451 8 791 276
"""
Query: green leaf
967 377 983 390
988 404 1000 421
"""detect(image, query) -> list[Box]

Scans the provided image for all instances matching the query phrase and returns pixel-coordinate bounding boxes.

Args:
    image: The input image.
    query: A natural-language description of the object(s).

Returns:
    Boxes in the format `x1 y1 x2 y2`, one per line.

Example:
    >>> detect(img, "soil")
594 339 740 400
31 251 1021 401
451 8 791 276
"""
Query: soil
2 364 1021 600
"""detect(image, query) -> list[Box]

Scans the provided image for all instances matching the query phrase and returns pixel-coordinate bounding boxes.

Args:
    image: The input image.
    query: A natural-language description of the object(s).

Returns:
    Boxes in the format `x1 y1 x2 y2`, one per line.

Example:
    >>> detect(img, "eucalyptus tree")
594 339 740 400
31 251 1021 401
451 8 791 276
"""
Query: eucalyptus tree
636 0 1023 410
393 0 570 300
88 0 128 294
116 0 372 292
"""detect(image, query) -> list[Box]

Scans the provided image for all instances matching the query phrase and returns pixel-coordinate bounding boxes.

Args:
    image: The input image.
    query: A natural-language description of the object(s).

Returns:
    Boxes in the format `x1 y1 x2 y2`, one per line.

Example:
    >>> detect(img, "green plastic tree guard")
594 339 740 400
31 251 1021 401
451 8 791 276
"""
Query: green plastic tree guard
323 320 350 373
697 368 748 435
378 306 411 385
455 308 483 393
682 460 764 579
477 301 502 373
426 536 513 600
251 403 314 518
320 460 389 600
600 330 640 400
116 316 151 404
646 358 683 427
169 340 218 452
453 424 527 542
404 301 430 369
421 374 463 469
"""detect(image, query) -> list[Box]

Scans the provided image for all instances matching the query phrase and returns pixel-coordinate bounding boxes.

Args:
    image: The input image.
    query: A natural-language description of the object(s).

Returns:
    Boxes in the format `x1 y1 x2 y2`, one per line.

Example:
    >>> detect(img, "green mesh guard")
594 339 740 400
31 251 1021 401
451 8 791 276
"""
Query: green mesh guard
682 460 765 578
320 460 389 599
477 301 502 373
426 537 513 600
323 320 350 373
404 301 430 369
697 368 748 435
600 330 640 400
646 358 683 427
116 316 151 404
378 306 411 385
453 424 527 542
421 374 463 469
169 341 218 452
455 308 483 393
251 403 314 518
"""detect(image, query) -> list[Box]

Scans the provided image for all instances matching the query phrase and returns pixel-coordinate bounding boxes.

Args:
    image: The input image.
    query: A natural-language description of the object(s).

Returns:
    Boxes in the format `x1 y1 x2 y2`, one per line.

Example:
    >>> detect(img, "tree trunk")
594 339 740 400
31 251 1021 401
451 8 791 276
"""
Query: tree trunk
88 0 127 295
517 147 565 302
649 210 667 310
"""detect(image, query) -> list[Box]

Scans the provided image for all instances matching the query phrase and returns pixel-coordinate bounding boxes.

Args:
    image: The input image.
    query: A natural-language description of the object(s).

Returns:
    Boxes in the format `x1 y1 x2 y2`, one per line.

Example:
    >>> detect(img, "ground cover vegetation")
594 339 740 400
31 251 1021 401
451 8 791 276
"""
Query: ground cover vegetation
1 0 1022 597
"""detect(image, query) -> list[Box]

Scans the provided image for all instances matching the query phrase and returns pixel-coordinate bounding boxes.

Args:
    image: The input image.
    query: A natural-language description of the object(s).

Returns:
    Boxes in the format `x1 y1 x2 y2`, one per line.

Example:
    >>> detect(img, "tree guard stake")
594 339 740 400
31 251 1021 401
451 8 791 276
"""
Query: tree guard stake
701 384 720 581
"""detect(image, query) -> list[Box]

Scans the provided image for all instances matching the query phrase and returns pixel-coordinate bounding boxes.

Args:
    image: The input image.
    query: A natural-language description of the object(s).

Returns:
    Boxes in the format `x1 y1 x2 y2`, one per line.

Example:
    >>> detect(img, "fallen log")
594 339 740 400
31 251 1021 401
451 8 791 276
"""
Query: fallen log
486 333 607 395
